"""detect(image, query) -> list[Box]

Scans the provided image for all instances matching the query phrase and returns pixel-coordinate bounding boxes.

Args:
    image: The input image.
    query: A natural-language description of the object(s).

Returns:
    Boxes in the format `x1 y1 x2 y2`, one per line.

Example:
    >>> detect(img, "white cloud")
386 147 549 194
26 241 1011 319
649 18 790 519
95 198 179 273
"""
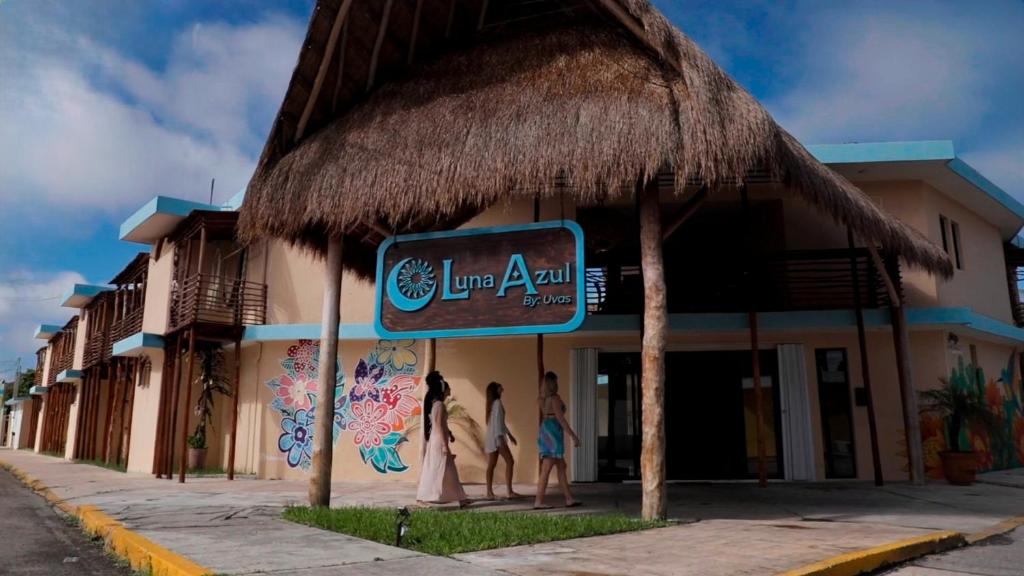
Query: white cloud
0 271 87 370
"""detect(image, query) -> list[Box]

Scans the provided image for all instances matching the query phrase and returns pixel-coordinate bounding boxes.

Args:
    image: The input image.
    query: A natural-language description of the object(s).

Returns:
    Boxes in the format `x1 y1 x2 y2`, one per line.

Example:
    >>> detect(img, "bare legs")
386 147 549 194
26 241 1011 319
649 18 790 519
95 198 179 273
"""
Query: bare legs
534 457 575 508
486 443 520 499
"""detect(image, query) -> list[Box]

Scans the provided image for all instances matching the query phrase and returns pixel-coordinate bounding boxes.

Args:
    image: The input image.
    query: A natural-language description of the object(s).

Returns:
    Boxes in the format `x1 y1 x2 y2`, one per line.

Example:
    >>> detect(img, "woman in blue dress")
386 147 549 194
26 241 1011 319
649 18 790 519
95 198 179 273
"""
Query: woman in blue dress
534 371 581 509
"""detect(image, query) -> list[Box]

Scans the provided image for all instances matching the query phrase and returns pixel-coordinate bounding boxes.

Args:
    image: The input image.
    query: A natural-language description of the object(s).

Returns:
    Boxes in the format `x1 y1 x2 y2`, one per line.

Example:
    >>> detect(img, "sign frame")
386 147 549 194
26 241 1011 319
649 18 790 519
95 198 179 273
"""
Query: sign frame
374 220 587 339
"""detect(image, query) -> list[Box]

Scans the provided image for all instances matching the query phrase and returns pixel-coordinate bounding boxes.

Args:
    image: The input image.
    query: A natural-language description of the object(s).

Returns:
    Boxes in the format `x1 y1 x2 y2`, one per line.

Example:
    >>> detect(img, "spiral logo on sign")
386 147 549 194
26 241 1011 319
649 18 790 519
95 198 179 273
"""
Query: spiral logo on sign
387 258 437 312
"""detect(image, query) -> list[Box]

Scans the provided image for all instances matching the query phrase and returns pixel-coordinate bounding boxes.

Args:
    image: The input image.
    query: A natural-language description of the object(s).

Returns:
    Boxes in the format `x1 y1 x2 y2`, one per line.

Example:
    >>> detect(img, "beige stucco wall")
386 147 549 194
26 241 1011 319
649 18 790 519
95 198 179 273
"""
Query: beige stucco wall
143 249 174 335
73 314 87 370
126 350 165 473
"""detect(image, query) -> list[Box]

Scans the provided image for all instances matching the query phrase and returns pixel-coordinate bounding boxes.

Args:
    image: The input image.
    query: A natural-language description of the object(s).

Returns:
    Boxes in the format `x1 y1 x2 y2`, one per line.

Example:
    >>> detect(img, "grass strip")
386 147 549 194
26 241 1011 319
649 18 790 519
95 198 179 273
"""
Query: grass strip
283 505 668 556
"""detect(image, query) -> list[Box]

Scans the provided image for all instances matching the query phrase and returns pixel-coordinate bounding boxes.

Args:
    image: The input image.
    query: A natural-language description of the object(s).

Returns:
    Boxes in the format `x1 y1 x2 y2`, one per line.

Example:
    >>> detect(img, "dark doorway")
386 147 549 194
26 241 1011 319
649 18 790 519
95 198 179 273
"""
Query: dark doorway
815 349 857 478
597 350 784 481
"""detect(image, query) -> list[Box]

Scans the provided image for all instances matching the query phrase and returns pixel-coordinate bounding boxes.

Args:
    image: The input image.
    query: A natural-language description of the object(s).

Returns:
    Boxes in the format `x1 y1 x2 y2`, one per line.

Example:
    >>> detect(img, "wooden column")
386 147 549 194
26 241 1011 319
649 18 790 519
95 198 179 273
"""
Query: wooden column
638 180 667 520
424 339 436 374
741 187 768 488
848 230 883 486
179 328 197 483
105 360 125 464
153 346 171 476
227 337 242 480
310 238 343 507
166 335 185 479
99 361 116 461
122 359 137 466
892 299 925 484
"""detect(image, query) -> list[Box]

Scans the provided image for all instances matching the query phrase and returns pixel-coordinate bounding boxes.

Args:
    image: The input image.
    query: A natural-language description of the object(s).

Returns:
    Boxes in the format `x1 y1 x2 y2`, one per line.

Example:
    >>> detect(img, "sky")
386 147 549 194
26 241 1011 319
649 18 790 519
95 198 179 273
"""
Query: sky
0 0 1022 377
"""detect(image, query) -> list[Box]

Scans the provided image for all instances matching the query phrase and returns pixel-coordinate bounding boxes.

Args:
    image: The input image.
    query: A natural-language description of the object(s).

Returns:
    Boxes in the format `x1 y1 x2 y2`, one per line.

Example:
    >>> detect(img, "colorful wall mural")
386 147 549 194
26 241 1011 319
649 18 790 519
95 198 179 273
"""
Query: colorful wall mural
265 339 422 474
921 344 1024 478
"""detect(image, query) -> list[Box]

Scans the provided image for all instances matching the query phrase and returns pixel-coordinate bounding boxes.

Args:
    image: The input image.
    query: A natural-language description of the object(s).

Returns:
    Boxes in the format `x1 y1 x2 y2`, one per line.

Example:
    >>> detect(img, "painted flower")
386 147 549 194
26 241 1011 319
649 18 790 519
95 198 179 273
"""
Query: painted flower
360 433 409 473
347 398 392 449
376 340 417 371
349 360 385 402
379 375 422 430
274 374 319 412
286 340 320 377
278 408 315 469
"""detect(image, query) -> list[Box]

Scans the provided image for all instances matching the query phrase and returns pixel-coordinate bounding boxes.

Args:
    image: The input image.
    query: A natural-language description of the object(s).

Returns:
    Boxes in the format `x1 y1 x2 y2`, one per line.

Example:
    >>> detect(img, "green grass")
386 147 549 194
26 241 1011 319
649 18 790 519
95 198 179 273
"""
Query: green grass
282 506 668 556
76 458 127 473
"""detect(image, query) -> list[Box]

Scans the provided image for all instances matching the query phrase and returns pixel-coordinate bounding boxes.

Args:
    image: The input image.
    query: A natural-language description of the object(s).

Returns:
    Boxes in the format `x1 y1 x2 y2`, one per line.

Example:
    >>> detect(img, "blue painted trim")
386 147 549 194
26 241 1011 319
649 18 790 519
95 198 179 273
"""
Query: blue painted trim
60 284 113 308
581 310 892 333
223 188 247 211
56 369 83 383
946 158 1024 221
34 324 62 340
243 323 379 341
119 196 221 241
29 385 49 395
4 397 29 406
112 332 165 356
374 221 587 339
807 140 954 164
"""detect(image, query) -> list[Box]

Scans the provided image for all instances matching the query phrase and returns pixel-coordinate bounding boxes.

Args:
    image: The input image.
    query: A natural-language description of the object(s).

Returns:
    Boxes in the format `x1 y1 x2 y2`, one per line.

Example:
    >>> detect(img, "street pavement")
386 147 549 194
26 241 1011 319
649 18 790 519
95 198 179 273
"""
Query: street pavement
0 467 131 576
881 526 1024 575
3 448 1024 575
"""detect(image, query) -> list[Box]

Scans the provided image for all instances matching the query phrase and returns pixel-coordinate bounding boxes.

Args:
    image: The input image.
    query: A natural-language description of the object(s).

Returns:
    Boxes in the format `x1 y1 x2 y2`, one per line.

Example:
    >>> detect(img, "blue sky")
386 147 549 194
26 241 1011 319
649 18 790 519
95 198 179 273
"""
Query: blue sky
1 0 1022 376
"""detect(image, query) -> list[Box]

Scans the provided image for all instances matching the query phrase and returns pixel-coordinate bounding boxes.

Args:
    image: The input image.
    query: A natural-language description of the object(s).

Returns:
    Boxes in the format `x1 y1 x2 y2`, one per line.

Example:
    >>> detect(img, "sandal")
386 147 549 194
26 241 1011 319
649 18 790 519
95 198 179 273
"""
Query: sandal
533 504 554 510
565 501 583 508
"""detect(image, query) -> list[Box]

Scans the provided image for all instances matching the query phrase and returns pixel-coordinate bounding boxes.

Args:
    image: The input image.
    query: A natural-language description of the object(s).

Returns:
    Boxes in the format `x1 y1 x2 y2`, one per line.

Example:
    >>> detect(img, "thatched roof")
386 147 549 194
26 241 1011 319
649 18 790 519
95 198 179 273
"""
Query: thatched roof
241 0 952 278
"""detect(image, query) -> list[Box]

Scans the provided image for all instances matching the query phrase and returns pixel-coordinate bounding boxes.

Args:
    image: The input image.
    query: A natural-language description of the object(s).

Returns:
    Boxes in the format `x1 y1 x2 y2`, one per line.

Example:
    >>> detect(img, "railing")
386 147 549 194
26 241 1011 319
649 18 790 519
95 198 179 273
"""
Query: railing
109 305 145 351
168 274 267 333
586 248 897 315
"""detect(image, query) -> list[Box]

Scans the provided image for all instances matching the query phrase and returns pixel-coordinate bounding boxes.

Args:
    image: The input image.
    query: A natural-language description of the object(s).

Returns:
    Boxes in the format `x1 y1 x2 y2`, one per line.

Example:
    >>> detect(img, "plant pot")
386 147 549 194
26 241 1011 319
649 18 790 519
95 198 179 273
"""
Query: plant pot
187 447 207 471
939 451 977 485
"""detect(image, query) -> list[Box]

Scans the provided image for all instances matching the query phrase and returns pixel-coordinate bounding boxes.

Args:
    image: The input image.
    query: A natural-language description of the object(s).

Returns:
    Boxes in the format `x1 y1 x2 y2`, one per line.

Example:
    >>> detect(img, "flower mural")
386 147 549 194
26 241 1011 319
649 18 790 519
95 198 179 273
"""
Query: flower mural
265 340 346 471
265 339 422 474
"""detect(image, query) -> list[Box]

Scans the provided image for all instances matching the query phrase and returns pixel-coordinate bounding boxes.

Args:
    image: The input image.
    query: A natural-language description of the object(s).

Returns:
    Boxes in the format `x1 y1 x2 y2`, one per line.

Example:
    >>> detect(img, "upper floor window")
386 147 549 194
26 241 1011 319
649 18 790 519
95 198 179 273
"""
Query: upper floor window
939 215 963 270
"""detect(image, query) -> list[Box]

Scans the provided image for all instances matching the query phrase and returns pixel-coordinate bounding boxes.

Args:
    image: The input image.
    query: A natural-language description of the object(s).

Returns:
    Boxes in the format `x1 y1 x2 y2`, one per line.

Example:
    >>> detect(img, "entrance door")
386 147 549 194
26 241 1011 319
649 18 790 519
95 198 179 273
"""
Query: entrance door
596 350 784 481
815 349 857 478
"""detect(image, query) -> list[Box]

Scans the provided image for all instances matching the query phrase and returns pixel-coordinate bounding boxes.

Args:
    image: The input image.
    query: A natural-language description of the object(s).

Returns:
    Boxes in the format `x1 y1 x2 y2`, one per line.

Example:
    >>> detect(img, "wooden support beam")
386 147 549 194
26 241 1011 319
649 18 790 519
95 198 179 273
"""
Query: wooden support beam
228 337 242 480
741 186 768 488
866 245 900 305
892 297 925 484
848 229 884 486
408 0 424 65
331 16 349 114
595 0 683 76
445 0 457 38
179 329 197 483
478 0 489 29
661 186 708 242
310 239 343 506
366 0 395 91
638 179 667 520
295 0 354 142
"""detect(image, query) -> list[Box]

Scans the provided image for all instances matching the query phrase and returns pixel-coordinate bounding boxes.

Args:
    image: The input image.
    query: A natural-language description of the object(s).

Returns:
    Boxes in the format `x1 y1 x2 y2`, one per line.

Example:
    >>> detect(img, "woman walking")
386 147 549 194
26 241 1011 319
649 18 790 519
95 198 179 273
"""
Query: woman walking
534 371 581 509
417 371 469 506
484 382 521 500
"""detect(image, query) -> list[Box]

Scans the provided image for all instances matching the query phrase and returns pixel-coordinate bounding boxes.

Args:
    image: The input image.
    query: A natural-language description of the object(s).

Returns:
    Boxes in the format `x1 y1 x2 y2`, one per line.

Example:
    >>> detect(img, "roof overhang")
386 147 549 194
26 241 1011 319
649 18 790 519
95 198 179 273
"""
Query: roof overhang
809 140 1024 240
119 196 224 244
61 284 112 308
4 397 30 407
29 385 49 395
56 369 83 384
34 324 62 340
112 332 165 357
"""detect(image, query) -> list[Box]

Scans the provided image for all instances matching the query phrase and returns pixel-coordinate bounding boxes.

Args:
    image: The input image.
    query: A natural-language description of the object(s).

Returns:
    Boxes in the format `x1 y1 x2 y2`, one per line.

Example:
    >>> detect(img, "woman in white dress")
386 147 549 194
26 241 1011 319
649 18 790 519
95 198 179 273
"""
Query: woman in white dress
416 371 468 506
484 381 520 500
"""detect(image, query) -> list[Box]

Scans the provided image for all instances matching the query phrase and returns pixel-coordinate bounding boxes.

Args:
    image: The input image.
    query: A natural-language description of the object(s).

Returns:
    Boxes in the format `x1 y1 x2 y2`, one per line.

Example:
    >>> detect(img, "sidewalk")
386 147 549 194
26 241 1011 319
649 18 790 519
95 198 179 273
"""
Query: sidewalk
3 448 1024 576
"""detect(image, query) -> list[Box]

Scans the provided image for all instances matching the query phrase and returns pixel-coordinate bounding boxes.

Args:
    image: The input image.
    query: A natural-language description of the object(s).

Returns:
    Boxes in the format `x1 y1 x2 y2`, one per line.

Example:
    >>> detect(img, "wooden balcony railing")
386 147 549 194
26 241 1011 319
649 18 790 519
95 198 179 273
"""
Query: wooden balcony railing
109 305 145 351
586 248 898 315
168 274 267 333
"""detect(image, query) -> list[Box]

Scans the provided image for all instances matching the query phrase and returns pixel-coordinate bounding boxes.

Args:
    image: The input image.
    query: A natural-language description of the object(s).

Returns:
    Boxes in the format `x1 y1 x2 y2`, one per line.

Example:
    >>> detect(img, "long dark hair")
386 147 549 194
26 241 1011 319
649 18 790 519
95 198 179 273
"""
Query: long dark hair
423 371 445 441
485 382 502 424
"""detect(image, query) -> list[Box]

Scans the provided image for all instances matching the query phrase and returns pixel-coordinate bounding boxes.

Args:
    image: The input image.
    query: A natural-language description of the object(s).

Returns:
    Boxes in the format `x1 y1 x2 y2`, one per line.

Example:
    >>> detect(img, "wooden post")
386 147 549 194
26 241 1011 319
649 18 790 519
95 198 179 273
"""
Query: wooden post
105 360 125 464
166 335 184 479
227 337 242 480
122 359 137 467
99 360 116 461
424 339 436 373
638 180 667 520
741 187 768 488
310 239 343 507
179 328 197 483
892 299 925 484
848 229 884 486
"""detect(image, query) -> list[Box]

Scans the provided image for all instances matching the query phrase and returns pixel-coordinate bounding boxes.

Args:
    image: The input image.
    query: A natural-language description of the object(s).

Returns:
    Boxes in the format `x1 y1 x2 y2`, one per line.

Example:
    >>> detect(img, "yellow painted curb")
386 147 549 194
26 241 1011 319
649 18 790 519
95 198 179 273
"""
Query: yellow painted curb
965 515 1024 544
1 460 212 576
776 530 965 576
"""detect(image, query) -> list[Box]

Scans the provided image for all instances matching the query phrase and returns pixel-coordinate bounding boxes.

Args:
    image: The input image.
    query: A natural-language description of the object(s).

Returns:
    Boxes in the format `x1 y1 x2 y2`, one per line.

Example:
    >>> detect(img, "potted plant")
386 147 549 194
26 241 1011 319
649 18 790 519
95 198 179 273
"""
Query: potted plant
187 347 232 472
919 377 997 485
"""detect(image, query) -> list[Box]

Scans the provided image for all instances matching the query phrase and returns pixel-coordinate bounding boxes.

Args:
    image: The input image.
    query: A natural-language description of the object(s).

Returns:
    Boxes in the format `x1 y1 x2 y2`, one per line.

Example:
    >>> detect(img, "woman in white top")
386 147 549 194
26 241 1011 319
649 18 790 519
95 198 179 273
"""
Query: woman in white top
484 381 520 500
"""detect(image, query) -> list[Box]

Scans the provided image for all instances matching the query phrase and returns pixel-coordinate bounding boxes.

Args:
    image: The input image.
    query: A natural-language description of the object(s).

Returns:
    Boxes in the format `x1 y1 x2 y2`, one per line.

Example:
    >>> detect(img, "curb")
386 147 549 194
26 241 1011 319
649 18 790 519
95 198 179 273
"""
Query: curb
965 515 1024 544
1 461 212 576
775 530 965 576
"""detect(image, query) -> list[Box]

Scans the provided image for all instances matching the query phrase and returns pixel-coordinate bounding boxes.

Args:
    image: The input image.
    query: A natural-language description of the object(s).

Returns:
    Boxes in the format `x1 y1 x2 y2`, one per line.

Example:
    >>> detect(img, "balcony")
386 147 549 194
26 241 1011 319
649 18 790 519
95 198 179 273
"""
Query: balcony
586 249 898 315
109 305 145 350
168 273 267 334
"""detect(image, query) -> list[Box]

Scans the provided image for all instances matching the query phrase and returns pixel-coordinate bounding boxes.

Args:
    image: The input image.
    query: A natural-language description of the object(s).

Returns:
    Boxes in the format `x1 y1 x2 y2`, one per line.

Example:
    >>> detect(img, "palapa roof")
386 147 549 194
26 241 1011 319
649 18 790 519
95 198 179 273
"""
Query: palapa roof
241 0 953 278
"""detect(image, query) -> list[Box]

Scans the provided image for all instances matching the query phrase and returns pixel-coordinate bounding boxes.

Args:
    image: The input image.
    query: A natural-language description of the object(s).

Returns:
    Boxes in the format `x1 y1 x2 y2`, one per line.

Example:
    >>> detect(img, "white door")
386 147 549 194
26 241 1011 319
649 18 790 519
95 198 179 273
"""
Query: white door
777 344 816 481
570 348 599 482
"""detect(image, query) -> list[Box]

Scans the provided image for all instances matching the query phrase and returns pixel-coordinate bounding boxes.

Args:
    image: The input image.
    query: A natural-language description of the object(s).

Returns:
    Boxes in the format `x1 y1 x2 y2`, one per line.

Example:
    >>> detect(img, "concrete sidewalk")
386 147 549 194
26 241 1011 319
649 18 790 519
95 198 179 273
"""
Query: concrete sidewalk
3 449 1024 576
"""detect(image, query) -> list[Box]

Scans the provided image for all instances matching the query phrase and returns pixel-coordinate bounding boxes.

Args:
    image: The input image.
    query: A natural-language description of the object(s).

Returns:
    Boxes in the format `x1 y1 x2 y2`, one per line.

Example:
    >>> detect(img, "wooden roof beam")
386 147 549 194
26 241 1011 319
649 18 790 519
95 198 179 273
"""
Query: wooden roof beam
407 0 424 64
592 0 683 76
367 0 396 91
295 0 355 142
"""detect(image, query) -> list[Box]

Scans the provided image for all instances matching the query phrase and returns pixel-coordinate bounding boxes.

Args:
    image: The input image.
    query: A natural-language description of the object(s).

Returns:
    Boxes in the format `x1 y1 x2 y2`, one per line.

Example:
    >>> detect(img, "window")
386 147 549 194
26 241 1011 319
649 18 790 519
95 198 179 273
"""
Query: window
951 221 963 270
938 215 963 270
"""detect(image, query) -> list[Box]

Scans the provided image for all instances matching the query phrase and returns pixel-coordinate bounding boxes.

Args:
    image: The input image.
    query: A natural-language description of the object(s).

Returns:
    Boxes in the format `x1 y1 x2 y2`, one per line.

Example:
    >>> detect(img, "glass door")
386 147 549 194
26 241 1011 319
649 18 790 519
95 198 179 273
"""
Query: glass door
815 349 857 478
597 353 641 481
